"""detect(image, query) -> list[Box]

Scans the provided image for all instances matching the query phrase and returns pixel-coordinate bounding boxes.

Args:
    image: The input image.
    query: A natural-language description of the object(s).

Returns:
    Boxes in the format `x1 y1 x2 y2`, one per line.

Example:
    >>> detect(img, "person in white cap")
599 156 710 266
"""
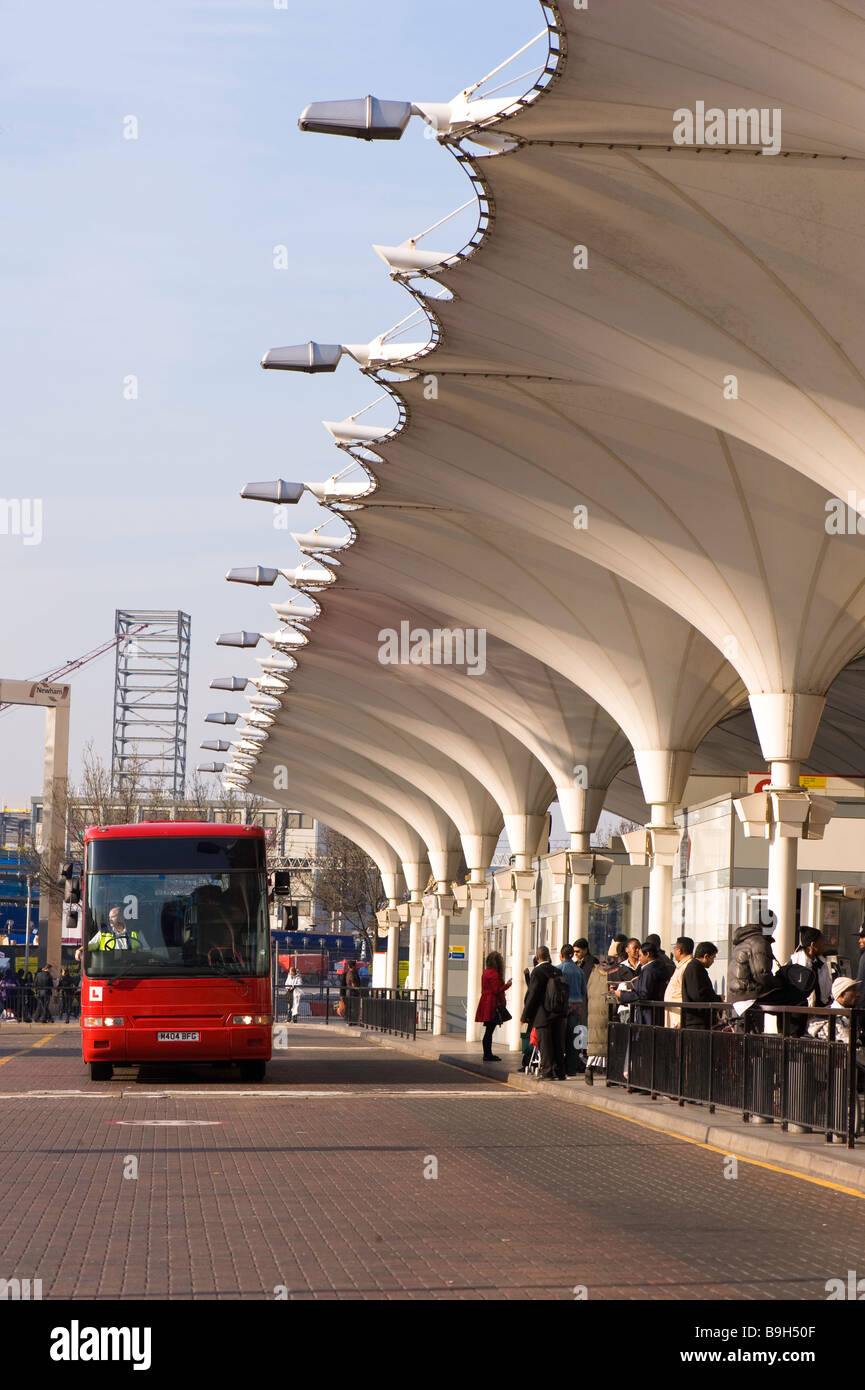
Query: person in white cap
807 976 858 1043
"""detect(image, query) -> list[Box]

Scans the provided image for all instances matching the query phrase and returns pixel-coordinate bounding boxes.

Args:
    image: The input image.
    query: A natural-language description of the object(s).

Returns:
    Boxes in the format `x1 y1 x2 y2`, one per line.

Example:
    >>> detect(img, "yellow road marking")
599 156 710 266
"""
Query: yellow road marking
586 1102 865 1200
0 1033 56 1066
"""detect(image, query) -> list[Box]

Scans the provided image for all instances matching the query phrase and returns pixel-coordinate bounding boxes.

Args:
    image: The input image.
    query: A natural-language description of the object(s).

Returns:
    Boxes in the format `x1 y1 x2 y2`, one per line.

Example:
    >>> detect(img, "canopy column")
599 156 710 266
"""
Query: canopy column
464 872 490 1043
431 882 455 1036
558 784 608 948
746 694 828 962
428 848 461 1036
630 751 693 952
400 861 428 992
501 814 548 1054
379 871 405 992
458 832 498 1044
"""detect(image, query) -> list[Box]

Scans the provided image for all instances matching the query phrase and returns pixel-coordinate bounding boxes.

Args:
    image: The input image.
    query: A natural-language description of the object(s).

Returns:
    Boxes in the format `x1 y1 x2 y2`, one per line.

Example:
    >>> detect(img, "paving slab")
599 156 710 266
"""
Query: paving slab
317 1022 865 1193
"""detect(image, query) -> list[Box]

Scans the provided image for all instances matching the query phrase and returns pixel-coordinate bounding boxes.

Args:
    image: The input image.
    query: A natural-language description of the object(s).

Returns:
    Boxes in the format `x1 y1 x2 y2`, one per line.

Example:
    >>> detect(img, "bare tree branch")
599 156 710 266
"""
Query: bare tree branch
293 826 385 960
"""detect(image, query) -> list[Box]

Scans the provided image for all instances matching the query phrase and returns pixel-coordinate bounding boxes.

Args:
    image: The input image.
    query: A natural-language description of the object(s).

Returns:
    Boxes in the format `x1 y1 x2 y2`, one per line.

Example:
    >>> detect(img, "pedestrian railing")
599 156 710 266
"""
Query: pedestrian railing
355 988 430 1039
1 986 80 1024
607 999 862 1147
272 986 333 1023
271 984 430 1035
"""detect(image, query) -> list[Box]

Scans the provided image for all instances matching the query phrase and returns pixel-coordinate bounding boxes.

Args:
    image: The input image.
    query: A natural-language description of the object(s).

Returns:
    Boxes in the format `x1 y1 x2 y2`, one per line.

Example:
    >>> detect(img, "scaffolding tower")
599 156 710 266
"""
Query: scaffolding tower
111 611 190 797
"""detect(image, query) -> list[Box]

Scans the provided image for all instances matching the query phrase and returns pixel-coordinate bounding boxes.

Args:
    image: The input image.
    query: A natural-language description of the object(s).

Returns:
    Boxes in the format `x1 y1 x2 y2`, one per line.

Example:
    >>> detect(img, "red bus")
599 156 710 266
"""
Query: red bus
81 823 272 1082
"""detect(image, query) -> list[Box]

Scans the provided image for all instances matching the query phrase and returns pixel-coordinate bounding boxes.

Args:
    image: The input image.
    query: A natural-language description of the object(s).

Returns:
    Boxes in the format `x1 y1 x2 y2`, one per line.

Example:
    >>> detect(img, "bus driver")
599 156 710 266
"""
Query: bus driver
88 905 142 952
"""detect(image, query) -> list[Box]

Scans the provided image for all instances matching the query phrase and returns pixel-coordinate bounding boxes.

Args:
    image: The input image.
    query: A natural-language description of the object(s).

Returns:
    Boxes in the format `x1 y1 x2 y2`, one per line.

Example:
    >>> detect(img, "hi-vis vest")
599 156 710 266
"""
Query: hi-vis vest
93 929 141 951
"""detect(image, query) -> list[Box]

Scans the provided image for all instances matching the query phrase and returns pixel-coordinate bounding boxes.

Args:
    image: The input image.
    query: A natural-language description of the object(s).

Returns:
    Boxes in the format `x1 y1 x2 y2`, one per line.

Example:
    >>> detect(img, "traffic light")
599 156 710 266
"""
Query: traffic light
59 861 81 905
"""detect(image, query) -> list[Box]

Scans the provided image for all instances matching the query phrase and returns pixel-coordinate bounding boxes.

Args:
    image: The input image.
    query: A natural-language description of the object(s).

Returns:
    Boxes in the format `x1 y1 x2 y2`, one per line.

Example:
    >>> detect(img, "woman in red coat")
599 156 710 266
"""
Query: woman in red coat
475 951 511 1061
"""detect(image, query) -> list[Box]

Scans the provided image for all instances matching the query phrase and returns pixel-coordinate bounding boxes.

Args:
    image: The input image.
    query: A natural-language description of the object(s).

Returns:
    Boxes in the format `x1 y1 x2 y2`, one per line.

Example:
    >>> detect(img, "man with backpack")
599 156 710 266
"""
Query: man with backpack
521 946 570 1080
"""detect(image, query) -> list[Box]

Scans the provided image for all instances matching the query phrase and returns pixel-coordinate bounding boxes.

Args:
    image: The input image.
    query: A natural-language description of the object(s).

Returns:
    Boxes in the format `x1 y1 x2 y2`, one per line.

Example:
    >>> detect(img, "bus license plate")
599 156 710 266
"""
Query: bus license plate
157 1031 200 1042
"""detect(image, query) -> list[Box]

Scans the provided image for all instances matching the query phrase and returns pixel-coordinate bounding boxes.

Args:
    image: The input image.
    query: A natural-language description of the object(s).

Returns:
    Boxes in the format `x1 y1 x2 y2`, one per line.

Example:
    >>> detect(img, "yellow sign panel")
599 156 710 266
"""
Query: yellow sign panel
800 776 827 789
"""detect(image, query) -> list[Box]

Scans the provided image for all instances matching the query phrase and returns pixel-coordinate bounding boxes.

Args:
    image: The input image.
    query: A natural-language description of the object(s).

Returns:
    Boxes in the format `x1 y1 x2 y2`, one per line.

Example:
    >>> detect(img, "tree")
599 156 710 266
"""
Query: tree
18 743 144 903
595 815 642 848
294 826 386 960
22 745 268 897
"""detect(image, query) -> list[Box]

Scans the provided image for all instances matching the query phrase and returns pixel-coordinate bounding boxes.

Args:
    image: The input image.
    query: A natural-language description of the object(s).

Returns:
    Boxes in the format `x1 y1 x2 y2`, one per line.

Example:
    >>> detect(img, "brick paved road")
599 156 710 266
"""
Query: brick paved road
0 1026 862 1300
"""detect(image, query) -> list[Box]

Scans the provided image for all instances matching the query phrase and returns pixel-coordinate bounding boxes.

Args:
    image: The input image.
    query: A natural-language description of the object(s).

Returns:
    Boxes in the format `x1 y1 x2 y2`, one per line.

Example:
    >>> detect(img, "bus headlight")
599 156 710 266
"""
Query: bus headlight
83 1016 102 1027
103 1017 125 1027
232 1015 271 1025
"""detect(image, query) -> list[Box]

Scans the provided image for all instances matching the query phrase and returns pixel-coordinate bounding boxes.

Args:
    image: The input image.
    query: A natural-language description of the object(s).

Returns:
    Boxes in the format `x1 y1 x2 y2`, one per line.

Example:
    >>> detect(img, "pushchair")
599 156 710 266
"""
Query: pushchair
521 1026 540 1077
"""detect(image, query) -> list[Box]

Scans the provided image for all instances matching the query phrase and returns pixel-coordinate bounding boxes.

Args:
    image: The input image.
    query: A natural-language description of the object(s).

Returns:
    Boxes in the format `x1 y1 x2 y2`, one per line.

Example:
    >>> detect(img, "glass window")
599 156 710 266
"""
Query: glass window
84 870 269 978
85 834 268 979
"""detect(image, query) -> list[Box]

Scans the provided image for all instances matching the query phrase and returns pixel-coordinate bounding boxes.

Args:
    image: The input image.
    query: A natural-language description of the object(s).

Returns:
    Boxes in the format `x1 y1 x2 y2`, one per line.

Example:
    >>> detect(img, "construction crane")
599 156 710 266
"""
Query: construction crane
0 626 147 717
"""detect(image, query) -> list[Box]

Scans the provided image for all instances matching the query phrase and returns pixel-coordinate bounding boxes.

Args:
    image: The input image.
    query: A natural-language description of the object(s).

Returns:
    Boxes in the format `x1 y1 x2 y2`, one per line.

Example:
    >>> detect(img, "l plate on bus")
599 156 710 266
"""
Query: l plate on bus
156 1031 200 1042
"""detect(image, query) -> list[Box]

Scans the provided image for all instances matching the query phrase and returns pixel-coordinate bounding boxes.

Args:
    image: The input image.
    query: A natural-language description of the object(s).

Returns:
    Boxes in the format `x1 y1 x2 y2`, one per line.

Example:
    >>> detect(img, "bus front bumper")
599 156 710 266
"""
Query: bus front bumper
82 1025 272 1064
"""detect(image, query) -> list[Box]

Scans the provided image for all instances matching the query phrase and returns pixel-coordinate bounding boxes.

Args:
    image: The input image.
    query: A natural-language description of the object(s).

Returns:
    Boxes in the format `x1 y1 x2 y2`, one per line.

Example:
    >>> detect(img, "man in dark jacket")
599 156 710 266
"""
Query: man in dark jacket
522 946 568 1080
728 923 775 1003
617 943 674 1026
573 938 598 981
729 921 776 1033
645 933 673 973
559 944 587 1077
33 964 54 1023
681 943 722 1029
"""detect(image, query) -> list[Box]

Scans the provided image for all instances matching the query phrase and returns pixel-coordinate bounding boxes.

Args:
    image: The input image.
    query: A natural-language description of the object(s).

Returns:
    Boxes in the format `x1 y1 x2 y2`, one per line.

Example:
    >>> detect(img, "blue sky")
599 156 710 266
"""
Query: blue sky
0 0 546 806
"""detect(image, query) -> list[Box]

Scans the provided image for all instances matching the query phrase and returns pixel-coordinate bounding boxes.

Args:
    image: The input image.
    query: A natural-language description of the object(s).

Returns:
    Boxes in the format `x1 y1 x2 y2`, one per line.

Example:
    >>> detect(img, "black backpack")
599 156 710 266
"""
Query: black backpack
758 962 817 1007
544 970 570 1018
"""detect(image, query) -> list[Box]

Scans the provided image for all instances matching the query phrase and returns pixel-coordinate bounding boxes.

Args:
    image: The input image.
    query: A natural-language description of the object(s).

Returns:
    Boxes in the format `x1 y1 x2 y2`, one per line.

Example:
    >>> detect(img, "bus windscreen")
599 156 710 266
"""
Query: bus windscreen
85 839 268 979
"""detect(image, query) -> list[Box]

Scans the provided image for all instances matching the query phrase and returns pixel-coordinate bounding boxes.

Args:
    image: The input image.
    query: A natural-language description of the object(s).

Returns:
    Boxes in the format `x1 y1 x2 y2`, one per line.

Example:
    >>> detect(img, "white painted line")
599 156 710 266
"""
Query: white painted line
109 1120 224 1127
0 1091 115 1099
122 1088 527 1099
0 1086 529 1101
400 1090 527 1097
124 1089 355 1098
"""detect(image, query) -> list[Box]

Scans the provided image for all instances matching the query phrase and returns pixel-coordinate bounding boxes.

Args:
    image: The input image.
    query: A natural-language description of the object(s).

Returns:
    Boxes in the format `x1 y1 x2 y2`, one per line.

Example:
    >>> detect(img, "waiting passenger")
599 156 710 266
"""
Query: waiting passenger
791 928 832 1010
572 938 598 981
616 941 673 1026
808 976 858 1042
664 936 694 1028
475 951 511 1062
729 921 775 1004
681 942 722 1029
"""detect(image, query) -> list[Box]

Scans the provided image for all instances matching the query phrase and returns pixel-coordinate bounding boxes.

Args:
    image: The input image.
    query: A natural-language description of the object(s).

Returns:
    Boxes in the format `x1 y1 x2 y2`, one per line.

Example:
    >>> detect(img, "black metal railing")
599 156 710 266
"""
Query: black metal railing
0 986 80 1024
607 999 862 1147
272 985 332 1023
356 989 430 1039
271 984 430 1036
